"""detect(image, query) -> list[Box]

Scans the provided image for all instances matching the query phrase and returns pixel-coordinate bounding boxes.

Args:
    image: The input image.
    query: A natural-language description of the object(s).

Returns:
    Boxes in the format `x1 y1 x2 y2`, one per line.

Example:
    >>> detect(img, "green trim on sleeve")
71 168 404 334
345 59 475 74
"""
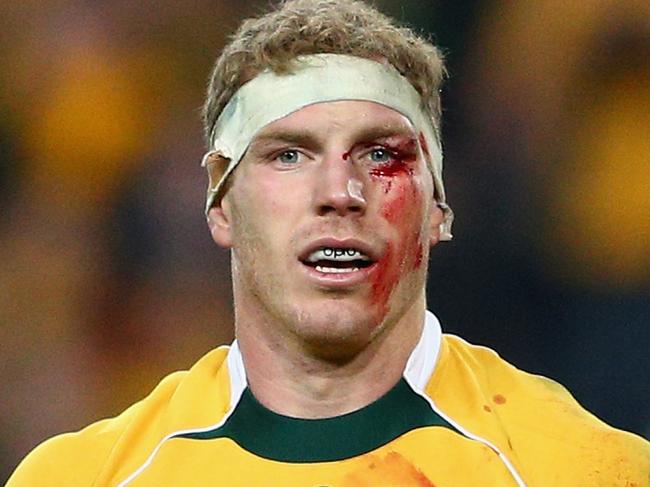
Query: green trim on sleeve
178 378 453 463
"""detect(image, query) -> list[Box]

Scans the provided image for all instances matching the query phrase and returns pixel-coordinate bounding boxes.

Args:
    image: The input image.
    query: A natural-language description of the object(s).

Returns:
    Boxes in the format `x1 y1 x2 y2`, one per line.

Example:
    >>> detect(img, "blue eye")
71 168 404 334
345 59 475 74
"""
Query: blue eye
369 148 393 163
278 150 300 164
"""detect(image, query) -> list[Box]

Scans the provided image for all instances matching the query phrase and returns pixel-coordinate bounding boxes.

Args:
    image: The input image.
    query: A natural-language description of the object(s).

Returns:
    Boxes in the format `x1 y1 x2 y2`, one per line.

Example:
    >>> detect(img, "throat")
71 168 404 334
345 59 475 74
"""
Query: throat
244 340 407 419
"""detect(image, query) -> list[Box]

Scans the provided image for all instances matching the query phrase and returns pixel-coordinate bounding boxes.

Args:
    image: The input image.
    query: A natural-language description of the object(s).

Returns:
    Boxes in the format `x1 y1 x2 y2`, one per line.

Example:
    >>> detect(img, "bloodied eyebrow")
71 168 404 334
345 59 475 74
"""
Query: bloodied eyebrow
250 122 418 152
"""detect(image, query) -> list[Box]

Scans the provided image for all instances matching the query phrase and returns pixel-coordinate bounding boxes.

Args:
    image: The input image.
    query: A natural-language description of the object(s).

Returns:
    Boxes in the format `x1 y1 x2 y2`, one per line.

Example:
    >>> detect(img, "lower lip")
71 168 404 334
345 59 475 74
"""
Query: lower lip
300 262 377 288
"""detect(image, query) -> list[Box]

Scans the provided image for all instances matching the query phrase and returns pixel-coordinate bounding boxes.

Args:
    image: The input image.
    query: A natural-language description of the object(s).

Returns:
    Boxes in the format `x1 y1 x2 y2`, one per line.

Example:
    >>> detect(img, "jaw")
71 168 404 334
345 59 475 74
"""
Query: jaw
282 284 428 364
280 269 425 356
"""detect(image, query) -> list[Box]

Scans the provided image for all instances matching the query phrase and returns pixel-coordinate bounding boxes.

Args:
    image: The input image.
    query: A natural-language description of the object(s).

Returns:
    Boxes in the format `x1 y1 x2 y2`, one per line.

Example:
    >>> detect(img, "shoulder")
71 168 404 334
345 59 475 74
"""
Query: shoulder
437 334 650 484
7 346 231 486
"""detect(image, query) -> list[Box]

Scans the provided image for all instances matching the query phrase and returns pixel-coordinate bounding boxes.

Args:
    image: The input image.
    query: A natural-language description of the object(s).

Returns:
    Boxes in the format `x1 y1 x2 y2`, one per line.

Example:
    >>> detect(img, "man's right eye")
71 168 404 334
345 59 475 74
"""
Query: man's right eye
277 150 300 164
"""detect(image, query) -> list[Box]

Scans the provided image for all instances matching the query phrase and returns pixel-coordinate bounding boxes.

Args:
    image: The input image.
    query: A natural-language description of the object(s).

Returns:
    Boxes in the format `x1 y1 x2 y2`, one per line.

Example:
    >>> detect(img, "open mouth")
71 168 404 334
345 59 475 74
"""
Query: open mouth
301 247 375 274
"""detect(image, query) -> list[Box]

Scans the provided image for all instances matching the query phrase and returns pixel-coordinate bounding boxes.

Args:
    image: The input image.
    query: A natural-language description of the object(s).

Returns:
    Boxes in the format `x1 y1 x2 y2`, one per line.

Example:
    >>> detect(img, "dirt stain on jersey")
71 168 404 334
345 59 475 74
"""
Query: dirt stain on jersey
342 451 436 486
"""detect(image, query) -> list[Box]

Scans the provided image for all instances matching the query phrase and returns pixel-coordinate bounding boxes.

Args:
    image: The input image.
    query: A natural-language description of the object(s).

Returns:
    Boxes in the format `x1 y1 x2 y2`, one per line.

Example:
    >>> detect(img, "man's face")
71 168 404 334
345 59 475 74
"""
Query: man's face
209 100 443 357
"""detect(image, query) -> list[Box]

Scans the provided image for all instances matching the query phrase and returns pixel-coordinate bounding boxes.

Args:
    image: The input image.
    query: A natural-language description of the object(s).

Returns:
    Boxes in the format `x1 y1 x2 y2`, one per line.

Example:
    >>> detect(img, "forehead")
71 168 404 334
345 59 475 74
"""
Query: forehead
252 100 416 143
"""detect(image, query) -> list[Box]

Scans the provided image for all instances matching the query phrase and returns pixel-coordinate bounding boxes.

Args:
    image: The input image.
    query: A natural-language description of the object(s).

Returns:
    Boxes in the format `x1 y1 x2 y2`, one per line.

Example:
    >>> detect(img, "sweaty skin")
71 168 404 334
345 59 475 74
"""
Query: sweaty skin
208 100 443 418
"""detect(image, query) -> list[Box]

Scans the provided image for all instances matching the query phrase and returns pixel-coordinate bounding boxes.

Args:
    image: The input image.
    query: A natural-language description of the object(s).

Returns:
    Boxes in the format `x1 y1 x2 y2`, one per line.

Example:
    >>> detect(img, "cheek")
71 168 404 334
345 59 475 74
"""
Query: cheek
379 176 426 271
230 179 286 249
243 176 296 223
368 175 427 312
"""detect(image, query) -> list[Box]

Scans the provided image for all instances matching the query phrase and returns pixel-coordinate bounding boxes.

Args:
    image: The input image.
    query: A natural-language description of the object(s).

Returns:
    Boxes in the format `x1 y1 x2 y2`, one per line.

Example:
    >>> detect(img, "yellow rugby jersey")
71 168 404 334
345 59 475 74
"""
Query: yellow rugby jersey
9 311 650 486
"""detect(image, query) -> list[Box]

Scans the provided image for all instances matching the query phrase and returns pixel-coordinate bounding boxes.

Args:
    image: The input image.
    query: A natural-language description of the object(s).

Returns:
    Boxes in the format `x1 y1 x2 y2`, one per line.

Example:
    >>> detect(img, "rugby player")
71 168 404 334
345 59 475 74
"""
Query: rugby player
9 1 649 485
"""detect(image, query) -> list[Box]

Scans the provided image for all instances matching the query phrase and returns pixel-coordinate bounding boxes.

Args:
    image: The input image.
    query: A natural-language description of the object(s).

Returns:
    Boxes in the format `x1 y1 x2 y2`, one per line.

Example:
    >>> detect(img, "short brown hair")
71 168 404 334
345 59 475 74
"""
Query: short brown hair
202 0 446 145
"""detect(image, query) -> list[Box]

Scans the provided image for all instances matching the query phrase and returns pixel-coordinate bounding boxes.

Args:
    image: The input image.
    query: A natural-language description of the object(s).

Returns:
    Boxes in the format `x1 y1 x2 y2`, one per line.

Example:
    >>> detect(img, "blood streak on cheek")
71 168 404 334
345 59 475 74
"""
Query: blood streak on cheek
369 187 408 315
369 180 425 316
369 161 413 178
369 242 396 318
380 180 407 220
366 136 426 314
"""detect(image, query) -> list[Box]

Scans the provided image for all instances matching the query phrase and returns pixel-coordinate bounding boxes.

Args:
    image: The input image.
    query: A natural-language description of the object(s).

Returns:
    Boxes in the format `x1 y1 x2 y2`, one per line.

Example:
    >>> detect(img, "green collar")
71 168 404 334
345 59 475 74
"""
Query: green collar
180 378 452 463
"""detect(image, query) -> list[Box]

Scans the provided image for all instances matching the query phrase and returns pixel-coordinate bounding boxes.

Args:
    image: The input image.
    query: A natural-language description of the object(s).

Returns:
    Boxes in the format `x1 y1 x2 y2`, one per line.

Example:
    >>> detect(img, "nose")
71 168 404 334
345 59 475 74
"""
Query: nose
313 154 367 217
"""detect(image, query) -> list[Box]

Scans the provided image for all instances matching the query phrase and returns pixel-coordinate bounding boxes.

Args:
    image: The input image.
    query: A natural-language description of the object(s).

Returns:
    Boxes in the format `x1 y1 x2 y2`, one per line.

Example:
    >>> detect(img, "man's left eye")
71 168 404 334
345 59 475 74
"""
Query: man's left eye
368 148 393 163
277 150 300 164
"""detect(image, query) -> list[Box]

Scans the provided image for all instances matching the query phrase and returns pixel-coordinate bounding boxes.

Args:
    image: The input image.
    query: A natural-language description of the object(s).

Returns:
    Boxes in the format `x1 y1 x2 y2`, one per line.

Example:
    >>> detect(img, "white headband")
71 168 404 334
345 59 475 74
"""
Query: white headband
202 53 453 239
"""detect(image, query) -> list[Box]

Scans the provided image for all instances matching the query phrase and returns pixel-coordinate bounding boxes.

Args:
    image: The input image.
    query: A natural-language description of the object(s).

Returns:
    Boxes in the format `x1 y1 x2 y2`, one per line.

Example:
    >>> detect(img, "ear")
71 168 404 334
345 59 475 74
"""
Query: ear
427 201 445 247
207 199 233 248
204 151 234 248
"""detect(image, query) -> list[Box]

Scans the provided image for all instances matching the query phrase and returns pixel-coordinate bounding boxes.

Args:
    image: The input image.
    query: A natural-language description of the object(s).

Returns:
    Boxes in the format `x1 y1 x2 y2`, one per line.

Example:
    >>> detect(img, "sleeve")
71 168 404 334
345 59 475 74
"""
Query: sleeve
6 420 123 486
6 369 190 486
443 335 650 486
509 374 650 485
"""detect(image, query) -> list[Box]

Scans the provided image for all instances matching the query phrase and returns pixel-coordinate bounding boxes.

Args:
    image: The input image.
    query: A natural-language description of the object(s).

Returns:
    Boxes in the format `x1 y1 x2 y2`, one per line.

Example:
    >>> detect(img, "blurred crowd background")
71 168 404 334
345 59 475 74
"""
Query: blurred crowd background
1 0 649 480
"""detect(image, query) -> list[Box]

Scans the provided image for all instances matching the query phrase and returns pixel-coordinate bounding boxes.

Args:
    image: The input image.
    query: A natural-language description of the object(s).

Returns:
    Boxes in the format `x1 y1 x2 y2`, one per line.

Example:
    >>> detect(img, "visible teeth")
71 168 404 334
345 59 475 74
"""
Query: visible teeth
315 266 359 273
306 247 370 263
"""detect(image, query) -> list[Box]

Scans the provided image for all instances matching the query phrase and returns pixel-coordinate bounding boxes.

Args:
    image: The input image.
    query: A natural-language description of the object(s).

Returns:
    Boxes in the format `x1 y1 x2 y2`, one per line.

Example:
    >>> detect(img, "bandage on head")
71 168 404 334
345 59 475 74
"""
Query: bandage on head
201 53 453 240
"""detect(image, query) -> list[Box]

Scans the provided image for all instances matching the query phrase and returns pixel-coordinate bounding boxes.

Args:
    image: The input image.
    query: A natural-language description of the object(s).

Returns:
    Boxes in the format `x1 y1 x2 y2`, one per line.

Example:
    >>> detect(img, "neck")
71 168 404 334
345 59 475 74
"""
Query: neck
234 295 426 419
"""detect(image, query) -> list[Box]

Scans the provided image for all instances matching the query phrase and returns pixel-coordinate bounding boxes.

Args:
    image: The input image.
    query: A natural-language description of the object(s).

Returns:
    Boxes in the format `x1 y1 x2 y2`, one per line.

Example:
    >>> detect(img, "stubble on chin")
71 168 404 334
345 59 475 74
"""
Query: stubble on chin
277 302 391 363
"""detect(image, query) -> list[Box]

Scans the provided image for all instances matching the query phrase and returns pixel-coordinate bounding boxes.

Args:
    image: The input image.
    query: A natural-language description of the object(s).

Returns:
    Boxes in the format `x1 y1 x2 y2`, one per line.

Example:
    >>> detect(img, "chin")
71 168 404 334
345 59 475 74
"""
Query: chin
286 300 383 360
